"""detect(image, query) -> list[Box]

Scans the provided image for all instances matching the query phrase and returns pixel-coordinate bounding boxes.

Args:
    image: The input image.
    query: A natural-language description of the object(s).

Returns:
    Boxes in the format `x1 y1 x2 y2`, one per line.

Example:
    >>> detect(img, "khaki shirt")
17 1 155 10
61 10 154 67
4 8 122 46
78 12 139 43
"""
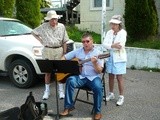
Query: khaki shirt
32 22 69 47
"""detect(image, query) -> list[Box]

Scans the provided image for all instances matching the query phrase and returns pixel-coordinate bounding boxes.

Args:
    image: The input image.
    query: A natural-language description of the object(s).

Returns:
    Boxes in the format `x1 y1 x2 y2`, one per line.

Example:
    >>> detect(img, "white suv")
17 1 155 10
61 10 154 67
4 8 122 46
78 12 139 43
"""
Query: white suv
0 17 75 88
0 17 44 88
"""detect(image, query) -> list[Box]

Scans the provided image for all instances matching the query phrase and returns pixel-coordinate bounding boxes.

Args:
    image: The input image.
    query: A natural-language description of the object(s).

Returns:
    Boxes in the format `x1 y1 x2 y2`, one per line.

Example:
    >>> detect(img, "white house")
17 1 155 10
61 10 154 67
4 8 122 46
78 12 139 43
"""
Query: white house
76 0 160 35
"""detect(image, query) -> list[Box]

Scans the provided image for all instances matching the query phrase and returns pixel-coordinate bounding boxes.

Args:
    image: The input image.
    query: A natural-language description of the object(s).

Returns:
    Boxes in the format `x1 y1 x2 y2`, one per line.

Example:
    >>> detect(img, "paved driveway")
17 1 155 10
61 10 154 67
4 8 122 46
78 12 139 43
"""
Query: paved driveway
0 69 160 120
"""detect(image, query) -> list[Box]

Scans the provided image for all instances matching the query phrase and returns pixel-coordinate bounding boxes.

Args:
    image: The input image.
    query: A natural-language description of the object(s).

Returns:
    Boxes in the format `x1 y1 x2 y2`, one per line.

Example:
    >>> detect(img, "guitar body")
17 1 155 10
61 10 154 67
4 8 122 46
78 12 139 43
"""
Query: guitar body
56 58 79 83
56 53 110 83
56 73 72 83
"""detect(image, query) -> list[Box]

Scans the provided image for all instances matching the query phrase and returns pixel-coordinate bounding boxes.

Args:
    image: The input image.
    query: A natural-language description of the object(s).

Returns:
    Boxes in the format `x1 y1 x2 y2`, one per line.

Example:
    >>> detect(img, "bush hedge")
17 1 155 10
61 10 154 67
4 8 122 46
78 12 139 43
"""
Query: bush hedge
124 0 158 40
16 0 41 28
0 0 4 16
1 0 15 17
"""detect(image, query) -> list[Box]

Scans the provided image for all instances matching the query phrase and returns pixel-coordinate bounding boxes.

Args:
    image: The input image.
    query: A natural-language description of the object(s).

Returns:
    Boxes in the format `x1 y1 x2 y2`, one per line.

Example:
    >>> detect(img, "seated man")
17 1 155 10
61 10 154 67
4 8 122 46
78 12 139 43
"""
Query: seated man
60 32 104 120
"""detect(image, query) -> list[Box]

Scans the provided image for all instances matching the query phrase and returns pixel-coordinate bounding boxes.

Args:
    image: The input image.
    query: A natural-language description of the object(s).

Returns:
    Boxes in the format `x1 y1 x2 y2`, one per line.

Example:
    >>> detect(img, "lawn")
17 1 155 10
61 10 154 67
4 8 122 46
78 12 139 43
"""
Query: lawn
66 25 160 49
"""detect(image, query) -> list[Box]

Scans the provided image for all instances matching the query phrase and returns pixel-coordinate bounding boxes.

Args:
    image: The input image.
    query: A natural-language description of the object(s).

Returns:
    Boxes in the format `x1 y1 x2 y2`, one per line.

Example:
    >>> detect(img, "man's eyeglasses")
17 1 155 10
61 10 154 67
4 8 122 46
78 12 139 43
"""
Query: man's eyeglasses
82 40 90 44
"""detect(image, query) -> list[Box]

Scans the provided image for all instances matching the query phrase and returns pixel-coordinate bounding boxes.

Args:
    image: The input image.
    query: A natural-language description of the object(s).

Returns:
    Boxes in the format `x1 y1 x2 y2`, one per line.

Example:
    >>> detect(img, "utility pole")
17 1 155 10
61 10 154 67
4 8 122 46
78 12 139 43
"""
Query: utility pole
101 0 106 43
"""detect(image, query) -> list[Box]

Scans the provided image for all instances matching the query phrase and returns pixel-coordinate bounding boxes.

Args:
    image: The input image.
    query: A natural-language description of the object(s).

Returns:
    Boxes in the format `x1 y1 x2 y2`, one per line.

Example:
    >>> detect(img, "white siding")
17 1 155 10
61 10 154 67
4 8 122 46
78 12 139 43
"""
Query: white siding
76 0 125 34
76 0 160 35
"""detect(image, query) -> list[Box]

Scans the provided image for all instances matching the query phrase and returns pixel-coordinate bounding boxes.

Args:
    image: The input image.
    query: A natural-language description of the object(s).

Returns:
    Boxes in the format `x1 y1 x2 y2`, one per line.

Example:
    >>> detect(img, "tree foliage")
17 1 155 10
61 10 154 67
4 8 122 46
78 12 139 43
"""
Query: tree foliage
16 0 41 28
40 0 52 8
0 0 15 17
124 0 158 40
148 0 159 35
0 0 4 16
40 0 52 19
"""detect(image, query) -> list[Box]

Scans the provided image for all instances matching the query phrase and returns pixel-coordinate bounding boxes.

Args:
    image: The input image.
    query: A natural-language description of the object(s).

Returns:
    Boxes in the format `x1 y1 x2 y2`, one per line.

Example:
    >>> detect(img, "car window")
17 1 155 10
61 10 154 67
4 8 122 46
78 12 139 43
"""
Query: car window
0 20 32 36
0 21 6 35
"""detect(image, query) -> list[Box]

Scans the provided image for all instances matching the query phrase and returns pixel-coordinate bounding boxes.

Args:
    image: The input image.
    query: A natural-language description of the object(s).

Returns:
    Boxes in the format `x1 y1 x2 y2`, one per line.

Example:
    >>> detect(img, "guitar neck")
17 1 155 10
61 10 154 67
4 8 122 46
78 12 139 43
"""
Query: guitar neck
79 58 91 64
78 53 110 65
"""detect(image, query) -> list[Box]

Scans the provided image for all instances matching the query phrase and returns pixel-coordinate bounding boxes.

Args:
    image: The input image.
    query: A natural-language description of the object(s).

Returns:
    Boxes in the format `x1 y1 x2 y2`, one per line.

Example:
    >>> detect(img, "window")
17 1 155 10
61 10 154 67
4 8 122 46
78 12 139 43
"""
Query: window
90 0 113 10
0 20 32 36
51 0 63 8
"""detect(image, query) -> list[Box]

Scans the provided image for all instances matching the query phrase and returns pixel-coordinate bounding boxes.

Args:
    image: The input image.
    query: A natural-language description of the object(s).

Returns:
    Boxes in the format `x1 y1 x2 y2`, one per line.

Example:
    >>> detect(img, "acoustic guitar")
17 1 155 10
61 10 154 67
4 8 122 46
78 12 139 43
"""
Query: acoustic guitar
56 53 110 83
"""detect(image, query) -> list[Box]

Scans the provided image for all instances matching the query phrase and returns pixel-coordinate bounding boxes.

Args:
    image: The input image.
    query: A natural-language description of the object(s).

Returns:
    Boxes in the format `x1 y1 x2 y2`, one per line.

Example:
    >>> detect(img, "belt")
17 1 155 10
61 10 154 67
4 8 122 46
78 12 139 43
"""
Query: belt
45 46 61 48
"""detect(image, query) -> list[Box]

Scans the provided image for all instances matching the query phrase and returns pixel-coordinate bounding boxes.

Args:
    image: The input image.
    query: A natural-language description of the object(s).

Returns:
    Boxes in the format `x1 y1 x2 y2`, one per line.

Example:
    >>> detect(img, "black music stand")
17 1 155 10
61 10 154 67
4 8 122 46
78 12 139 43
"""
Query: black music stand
36 60 80 120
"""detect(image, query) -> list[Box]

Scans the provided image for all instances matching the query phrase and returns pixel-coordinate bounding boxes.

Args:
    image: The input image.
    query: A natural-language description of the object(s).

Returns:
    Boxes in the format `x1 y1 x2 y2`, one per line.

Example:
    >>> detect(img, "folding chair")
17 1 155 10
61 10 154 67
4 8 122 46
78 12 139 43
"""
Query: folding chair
74 63 107 113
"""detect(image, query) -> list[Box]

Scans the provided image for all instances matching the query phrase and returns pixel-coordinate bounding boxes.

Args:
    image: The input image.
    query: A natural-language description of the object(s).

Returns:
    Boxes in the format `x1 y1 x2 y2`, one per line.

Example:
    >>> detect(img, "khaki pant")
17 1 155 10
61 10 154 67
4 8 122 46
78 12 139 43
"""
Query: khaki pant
42 47 63 60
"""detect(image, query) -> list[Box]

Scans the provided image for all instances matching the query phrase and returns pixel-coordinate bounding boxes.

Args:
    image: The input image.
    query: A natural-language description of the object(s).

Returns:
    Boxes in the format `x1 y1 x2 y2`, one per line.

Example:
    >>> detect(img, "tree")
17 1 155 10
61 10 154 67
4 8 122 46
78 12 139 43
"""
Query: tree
40 0 52 8
0 0 4 16
124 0 158 40
16 0 41 28
40 0 52 19
148 0 159 35
0 0 15 17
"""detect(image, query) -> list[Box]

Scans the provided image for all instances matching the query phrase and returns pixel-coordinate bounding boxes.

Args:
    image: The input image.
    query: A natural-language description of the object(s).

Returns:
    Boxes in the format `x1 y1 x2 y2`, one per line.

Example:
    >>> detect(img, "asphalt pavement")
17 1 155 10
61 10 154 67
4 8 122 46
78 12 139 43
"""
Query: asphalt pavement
0 69 160 120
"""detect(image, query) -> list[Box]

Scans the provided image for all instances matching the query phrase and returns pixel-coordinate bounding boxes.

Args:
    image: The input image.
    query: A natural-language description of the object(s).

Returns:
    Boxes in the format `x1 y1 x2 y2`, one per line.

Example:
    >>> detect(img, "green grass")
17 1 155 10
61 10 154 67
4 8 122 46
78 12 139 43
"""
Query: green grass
66 25 160 49
126 38 160 49
66 25 101 44
130 65 160 72
140 67 160 72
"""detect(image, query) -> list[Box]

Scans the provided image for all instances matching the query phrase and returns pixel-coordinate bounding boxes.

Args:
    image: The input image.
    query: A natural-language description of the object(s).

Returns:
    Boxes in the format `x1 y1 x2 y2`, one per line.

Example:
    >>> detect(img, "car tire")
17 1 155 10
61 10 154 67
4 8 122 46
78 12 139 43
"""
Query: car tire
8 59 36 88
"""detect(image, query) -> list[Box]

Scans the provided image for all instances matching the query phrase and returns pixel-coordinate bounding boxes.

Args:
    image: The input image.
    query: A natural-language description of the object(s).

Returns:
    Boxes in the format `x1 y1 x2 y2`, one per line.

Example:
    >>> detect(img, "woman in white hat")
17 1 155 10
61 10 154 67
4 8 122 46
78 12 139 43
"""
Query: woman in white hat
32 10 69 100
102 15 127 106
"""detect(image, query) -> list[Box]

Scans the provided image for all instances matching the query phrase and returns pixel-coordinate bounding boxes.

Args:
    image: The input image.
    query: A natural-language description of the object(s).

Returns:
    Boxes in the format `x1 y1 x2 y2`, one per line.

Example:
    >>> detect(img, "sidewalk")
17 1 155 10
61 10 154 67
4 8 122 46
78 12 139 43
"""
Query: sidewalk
44 69 160 120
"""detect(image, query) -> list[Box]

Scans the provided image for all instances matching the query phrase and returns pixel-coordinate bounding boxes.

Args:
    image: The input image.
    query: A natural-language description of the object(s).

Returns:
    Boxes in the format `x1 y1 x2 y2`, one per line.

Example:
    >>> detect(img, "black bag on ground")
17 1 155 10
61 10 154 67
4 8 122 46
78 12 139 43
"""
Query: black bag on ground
19 92 48 120
0 107 20 120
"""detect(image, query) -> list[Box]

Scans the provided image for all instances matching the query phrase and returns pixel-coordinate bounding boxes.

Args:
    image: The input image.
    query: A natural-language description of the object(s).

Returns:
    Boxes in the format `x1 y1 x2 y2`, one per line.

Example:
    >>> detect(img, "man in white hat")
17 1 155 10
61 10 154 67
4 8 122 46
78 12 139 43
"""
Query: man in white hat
32 10 69 100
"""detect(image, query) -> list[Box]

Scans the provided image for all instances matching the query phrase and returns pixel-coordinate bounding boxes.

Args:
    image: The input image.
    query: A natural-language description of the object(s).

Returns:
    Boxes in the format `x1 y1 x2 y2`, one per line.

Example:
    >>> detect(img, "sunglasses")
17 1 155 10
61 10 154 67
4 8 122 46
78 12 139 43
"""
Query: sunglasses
82 40 90 43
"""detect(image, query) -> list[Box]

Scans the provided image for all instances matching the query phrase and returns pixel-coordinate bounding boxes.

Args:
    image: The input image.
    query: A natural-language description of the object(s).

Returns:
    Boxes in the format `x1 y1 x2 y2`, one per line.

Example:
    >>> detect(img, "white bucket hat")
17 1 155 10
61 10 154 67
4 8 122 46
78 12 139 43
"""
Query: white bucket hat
109 15 122 24
44 10 60 20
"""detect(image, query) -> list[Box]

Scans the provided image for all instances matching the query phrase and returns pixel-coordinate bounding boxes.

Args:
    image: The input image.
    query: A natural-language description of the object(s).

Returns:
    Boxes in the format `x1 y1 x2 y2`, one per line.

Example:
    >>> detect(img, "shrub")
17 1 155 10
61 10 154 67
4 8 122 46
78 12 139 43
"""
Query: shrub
124 0 158 40
16 0 41 28
2 0 15 17
148 0 159 35
0 0 4 16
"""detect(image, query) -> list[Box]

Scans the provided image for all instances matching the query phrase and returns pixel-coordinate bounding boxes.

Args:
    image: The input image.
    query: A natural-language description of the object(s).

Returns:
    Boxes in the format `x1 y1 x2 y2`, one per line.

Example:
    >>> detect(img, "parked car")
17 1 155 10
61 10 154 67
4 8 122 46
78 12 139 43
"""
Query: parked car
0 17 44 88
0 17 75 88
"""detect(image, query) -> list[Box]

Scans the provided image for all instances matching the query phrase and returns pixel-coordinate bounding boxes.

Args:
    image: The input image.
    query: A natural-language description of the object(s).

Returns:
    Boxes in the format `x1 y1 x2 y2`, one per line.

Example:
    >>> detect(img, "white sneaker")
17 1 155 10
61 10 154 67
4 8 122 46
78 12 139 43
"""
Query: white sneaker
105 92 115 101
116 96 124 106
59 91 65 99
42 91 50 100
